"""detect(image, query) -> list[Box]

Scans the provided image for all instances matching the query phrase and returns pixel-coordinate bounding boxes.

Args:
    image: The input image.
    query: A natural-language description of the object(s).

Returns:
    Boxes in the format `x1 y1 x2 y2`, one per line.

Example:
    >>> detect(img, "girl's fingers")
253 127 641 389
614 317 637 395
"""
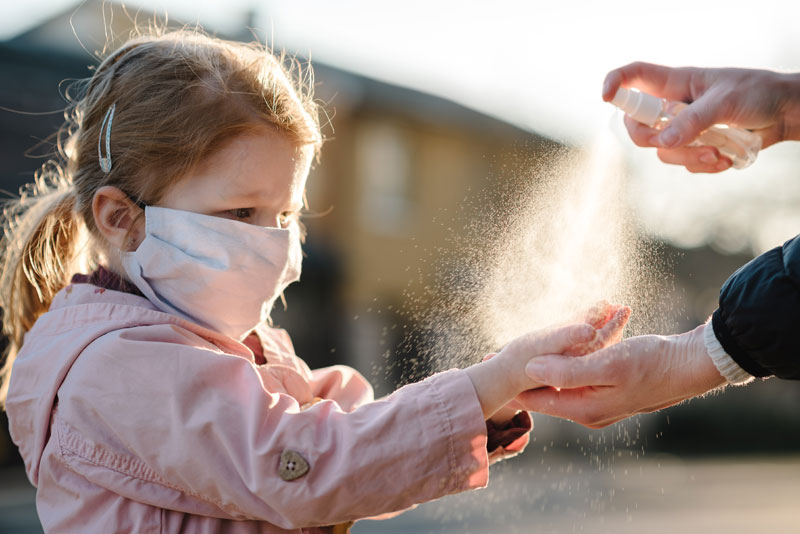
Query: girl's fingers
588 306 631 352
602 304 622 328
567 306 631 355
598 306 631 339
524 323 596 357
656 147 732 173
610 323 625 344
583 300 613 329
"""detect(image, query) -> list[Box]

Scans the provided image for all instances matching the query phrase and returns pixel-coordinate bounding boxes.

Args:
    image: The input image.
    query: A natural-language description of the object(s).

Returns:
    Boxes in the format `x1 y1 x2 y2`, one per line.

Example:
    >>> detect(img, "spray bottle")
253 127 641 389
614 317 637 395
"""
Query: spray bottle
610 87 762 169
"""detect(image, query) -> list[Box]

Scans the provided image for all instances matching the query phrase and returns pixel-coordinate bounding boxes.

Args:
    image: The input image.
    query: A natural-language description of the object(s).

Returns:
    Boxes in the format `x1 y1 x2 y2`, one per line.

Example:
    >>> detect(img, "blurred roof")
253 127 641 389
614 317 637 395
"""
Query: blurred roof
5 0 549 143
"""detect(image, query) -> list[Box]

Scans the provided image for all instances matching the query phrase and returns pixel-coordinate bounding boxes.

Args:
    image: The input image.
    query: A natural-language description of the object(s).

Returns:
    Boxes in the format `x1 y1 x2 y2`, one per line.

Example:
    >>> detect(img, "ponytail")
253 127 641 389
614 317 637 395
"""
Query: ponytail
0 169 85 408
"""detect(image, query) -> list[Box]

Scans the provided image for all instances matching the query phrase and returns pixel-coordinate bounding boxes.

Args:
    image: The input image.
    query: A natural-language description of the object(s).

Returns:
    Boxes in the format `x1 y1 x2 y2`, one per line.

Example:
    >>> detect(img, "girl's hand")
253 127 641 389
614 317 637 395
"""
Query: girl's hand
488 303 631 423
603 62 800 173
467 304 631 420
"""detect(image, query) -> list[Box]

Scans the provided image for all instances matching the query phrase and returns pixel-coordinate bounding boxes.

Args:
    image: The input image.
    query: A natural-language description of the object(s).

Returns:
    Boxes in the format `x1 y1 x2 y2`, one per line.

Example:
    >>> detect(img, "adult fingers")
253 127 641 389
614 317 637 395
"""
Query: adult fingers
519 383 686 428
514 387 585 417
603 62 694 103
525 350 617 389
515 387 620 428
657 90 730 148
656 146 733 173
624 115 662 147
571 395 686 428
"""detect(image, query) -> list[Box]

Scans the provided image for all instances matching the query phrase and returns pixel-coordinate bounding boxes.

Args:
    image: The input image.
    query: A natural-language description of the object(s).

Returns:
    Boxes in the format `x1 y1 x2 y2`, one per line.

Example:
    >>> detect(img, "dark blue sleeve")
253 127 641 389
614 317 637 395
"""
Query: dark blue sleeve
711 234 800 379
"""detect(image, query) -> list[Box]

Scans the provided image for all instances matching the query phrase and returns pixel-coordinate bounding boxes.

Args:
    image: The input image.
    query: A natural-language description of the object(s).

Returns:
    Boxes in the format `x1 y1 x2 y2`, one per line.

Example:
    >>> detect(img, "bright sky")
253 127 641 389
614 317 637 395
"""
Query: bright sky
3 0 800 254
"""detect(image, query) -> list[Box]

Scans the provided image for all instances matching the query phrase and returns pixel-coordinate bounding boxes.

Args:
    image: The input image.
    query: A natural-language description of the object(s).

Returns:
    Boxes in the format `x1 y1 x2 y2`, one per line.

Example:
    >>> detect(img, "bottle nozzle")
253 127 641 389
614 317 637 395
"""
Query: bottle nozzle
610 87 663 127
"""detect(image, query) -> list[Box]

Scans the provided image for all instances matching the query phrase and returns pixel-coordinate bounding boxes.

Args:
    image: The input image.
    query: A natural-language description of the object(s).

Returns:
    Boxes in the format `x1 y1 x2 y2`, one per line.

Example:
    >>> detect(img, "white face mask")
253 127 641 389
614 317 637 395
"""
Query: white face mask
121 206 302 341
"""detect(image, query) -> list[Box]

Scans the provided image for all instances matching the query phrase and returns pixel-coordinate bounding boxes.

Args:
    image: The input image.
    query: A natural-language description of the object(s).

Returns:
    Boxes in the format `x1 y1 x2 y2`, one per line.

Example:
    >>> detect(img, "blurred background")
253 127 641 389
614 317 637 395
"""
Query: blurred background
1 1 799 532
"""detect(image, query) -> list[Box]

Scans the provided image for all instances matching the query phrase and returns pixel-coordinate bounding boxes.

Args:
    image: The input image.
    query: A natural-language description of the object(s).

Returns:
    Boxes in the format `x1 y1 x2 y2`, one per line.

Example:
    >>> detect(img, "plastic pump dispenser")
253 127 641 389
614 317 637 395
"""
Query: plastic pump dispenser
611 87 762 169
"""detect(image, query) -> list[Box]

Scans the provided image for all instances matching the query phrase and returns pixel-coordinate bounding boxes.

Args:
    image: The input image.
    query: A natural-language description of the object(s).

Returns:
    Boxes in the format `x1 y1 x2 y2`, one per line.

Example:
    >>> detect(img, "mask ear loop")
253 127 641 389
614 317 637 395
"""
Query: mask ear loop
98 103 116 173
124 191 147 251
124 192 147 211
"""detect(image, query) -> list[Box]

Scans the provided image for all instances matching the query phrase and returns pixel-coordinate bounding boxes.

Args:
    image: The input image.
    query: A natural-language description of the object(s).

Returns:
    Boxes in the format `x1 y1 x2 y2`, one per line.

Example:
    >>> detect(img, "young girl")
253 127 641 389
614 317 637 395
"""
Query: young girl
0 30 629 533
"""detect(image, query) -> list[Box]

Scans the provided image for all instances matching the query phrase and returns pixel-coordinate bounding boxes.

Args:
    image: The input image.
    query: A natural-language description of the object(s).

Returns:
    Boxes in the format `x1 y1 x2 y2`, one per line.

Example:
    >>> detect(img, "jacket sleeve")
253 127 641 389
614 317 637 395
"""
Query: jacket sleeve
486 411 532 464
711 234 800 379
310 365 374 412
55 325 491 529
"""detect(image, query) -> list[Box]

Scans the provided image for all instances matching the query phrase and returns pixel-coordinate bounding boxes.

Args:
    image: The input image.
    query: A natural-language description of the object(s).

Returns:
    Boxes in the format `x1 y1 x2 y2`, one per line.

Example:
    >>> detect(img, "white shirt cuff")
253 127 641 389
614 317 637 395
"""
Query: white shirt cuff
703 321 754 385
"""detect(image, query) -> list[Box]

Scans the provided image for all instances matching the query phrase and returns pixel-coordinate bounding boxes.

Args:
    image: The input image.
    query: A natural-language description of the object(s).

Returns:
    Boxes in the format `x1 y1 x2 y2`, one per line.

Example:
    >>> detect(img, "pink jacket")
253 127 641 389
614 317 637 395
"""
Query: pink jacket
6 282 530 533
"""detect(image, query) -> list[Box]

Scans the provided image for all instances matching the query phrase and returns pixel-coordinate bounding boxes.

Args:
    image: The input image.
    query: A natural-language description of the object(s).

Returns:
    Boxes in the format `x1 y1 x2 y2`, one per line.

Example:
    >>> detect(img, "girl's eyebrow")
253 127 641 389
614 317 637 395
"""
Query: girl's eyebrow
222 187 302 211
222 186 274 203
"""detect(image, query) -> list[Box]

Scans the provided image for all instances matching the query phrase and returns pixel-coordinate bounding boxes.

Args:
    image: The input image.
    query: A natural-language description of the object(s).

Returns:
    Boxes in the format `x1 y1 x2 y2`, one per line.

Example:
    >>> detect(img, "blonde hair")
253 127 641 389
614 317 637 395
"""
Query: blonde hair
0 29 322 407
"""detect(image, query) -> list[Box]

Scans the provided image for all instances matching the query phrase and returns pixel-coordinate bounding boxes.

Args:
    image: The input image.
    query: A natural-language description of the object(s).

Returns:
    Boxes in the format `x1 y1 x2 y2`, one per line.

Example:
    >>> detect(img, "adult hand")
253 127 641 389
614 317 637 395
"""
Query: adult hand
603 62 800 173
517 324 727 428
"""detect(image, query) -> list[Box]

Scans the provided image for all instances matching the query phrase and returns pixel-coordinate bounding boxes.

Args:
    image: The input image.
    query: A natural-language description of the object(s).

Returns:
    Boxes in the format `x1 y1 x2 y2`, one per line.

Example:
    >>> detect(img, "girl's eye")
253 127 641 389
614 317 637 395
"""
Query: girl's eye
228 208 253 220
282 211 308 241
279 211 297 228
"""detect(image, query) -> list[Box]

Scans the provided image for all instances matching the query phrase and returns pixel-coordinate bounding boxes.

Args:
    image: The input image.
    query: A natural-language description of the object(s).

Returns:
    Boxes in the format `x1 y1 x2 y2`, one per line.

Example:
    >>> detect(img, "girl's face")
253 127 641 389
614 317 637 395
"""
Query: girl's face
159 128 313 229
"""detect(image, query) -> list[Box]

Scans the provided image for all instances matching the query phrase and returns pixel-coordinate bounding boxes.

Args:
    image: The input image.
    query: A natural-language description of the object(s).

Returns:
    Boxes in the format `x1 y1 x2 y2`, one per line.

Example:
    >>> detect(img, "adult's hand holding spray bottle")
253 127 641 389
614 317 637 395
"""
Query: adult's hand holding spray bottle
609 87 762 169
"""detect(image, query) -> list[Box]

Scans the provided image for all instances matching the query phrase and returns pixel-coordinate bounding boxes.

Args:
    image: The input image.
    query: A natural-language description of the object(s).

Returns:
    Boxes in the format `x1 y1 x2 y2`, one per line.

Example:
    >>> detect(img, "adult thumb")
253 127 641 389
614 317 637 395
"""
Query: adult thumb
659 91 724 148
526 352 609 389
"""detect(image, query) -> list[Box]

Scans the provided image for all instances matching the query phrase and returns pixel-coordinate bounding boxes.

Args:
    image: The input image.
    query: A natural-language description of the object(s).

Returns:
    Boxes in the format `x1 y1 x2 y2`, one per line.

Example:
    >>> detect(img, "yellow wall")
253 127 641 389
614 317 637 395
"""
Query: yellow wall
304 105 550 309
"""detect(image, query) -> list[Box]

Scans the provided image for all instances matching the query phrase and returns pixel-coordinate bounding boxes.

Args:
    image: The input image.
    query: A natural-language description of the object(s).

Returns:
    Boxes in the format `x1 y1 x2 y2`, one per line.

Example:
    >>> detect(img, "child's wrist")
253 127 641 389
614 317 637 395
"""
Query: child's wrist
494 348 529 396
465 354 521 420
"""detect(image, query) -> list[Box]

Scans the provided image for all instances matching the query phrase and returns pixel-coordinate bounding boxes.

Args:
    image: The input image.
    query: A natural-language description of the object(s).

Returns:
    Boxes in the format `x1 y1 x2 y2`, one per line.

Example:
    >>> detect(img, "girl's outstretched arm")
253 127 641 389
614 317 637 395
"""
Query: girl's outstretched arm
53 324 489 529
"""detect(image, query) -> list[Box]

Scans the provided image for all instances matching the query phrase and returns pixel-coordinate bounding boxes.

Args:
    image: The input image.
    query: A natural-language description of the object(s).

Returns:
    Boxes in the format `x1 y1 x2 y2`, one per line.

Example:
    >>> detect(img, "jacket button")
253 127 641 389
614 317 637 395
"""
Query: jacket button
278 450 309 481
